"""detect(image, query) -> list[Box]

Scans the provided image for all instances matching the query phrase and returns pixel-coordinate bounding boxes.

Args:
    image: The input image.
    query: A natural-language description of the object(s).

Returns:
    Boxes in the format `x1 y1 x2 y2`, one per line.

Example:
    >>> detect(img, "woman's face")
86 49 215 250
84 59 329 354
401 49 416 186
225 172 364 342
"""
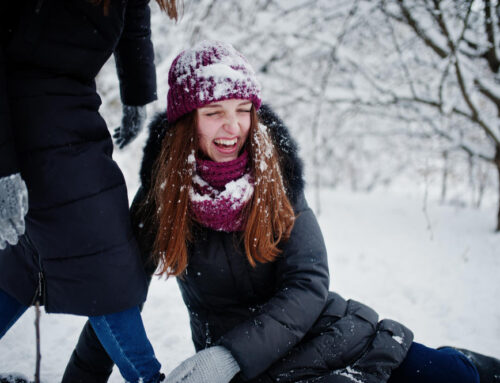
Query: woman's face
196 99 252 162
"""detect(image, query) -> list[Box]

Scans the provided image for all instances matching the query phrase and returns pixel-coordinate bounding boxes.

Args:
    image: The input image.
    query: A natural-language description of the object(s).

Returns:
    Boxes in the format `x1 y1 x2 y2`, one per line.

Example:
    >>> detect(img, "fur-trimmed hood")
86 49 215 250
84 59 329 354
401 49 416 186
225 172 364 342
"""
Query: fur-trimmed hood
139 104 305 205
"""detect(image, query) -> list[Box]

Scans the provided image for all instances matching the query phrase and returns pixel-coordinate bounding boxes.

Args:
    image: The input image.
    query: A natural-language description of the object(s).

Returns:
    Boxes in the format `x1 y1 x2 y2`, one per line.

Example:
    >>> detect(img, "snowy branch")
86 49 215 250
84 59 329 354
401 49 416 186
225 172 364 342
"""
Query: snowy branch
394 0 449 58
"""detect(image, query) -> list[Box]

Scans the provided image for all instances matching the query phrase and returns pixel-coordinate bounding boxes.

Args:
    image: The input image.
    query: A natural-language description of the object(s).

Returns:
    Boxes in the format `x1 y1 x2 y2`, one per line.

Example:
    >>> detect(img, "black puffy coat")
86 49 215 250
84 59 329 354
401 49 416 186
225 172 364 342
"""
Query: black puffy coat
130 105 414 382
0 0 156 315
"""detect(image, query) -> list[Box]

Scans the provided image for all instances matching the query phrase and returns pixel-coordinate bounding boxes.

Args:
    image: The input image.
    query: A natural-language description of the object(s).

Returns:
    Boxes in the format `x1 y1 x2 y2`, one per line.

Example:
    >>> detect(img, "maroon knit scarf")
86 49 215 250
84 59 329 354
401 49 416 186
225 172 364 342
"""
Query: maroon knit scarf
189 151 254 232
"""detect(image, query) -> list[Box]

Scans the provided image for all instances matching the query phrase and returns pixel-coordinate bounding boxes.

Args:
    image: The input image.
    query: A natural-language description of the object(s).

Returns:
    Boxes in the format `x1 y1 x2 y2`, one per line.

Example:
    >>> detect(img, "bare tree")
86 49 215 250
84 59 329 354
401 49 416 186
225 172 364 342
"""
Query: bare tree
308 0 500 229
99 0 500 229
371 0 500 230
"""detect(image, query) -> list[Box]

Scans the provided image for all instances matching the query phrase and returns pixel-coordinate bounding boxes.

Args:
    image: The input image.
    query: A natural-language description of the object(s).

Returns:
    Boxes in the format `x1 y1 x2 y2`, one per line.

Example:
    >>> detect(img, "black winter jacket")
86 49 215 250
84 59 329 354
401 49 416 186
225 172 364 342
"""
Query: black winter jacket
130 105 415 382
0 0 156 315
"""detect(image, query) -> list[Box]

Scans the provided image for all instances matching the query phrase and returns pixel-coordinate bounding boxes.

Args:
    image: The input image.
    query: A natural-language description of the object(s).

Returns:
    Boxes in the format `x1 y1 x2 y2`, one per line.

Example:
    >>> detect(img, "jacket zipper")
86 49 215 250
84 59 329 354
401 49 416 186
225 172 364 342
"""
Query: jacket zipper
25 233 47 307
31 271 45 306
204 321 212 348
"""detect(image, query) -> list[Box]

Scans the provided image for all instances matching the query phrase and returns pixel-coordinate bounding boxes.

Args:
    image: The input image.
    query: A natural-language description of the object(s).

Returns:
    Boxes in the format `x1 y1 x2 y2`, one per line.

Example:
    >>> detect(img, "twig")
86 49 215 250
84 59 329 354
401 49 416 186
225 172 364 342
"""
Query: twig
34 302 41 383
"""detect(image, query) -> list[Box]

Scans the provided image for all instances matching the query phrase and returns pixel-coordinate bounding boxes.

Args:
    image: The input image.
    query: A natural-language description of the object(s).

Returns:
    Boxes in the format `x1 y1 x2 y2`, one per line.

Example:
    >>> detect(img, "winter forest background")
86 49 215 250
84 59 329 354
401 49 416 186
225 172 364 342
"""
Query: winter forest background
2 0 500 381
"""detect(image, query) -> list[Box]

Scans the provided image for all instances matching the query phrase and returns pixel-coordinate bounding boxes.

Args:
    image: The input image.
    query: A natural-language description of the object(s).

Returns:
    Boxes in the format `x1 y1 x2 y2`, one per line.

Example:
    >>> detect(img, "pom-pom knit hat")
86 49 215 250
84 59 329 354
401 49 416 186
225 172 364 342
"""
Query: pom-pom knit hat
166 40 262 122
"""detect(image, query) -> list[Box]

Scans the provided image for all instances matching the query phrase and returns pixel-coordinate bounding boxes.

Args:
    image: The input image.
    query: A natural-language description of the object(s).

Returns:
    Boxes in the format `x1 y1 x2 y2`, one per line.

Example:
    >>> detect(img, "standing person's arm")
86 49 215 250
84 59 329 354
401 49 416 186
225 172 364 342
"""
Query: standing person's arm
115 0 157 106
113 0 157 149
0 46 18 178
0 45 28 250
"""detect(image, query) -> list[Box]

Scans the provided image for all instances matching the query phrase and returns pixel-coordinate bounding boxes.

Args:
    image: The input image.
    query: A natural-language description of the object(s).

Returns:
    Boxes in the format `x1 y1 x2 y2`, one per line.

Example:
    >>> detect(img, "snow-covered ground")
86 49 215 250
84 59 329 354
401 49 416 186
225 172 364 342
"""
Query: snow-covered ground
3 2 500 380
1 164 499 381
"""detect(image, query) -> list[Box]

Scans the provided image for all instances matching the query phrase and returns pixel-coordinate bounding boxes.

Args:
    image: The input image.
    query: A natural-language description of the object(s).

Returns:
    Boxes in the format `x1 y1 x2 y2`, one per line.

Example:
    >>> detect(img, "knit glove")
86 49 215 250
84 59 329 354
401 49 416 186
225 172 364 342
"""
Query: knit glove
164 346 240 383
0 173 28 250
113 104 147 149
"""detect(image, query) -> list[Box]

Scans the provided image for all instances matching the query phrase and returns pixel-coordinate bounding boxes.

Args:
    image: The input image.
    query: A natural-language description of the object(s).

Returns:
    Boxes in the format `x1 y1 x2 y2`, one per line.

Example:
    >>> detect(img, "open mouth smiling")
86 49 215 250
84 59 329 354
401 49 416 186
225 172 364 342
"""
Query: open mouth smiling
214 138 238 148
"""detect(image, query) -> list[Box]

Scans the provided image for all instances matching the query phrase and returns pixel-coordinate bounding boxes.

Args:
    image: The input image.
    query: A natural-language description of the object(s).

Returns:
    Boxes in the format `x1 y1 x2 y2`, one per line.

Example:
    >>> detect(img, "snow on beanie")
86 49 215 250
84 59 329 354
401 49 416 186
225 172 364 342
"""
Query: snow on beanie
167 40 262 122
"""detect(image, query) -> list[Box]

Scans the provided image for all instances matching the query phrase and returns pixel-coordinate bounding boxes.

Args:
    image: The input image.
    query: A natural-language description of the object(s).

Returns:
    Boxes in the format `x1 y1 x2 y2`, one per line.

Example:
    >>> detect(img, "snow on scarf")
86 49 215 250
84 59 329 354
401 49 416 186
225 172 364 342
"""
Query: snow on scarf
189 151 254 232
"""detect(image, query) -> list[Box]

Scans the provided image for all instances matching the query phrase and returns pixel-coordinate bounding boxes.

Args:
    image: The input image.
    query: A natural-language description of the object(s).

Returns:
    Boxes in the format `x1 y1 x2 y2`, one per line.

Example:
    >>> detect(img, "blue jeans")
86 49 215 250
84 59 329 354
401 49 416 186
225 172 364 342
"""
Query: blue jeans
0 288 161 383
388 342 480 383
0 288 29 339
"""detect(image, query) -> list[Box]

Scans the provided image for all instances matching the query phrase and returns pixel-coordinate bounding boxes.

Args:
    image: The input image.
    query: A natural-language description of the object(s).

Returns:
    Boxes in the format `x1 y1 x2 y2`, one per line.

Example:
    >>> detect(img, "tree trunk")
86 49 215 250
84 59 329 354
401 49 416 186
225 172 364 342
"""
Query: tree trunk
496 145 500 232
441 150 449 204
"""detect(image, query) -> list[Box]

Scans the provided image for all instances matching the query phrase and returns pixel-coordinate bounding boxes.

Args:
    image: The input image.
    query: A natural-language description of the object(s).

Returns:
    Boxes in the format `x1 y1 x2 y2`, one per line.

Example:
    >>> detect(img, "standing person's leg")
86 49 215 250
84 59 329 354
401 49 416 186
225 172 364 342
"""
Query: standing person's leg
0 287 28 339
88 306 163 383
62 320 114 383
62 286 153 383
388 342 480 383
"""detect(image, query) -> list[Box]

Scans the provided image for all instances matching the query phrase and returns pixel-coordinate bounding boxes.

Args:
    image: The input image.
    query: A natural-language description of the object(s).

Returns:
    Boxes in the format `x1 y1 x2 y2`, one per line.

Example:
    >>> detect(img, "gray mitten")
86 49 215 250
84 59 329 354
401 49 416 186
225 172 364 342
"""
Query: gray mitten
113 104 147 149
0 173 28 250
165 346 240 383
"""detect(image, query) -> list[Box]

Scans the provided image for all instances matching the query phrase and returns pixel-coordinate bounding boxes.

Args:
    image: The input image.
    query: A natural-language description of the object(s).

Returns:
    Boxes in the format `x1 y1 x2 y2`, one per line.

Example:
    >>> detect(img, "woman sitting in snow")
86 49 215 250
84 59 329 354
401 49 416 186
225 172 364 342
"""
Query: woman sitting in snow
65 40 500 383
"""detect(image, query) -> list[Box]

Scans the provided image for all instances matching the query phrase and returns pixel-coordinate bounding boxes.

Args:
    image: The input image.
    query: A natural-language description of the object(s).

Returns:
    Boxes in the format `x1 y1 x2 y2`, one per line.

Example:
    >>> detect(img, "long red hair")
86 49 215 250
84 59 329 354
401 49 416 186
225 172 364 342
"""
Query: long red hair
141 107 296 277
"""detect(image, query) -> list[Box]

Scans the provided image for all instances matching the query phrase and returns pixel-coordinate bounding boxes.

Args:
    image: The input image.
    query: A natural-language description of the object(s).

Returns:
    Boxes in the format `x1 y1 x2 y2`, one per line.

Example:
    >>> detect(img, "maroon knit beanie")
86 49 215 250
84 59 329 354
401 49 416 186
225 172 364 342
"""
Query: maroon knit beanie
167 40 262 122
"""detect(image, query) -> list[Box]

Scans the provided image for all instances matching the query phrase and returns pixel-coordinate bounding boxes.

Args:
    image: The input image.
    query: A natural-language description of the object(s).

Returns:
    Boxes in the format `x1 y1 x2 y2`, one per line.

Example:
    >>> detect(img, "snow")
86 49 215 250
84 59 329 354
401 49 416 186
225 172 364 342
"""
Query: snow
333 366 365 383
189 173 253 208
224 175 254 205
393 335 404 345
187 152 196 165
1 185 499 381
254 123 275 174
171 40 261 103
2 2 500 380
0 373 32 383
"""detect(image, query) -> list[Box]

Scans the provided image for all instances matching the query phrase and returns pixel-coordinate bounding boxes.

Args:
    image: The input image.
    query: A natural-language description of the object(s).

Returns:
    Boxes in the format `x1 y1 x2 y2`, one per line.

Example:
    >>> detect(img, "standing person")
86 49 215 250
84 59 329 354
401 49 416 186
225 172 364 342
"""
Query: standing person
66 40 500 383
0 1 179 382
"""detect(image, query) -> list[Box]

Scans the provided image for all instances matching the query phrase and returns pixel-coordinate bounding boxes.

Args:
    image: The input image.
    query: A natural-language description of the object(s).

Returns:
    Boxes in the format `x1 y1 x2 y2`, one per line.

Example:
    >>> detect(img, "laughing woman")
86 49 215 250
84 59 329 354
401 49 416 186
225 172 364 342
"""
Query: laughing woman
67 41 500 383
